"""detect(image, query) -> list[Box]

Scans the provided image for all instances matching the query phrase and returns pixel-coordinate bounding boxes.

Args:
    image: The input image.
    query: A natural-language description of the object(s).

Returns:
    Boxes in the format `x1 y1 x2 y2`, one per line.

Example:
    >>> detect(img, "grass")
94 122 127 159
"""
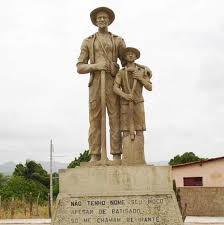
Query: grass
0 200 50 219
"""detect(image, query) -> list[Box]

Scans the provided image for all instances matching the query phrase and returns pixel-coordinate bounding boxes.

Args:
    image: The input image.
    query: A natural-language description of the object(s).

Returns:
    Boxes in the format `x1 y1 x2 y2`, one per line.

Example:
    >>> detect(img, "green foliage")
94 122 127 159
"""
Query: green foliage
68 150 90 168
169 152 207 166
0 176 48 201
13 164 26 176
0 160 61 202
13 160 49 188
2 160 51 201
52 172 59 199
0 173 8 188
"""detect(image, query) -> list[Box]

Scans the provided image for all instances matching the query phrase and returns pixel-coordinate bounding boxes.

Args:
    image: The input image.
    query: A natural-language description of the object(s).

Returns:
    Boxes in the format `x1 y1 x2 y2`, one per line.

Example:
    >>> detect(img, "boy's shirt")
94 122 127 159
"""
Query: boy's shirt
114 65 151 105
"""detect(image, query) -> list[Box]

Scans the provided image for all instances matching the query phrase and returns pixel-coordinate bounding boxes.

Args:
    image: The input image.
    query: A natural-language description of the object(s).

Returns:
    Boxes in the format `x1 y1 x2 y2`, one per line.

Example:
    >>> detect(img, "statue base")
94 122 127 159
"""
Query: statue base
52 165 183 225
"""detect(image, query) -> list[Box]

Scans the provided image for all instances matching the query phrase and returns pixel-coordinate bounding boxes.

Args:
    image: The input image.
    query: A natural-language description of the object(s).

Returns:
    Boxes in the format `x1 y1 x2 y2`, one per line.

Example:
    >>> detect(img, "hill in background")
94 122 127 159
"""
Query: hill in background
0 160 168 175
0 161 68 175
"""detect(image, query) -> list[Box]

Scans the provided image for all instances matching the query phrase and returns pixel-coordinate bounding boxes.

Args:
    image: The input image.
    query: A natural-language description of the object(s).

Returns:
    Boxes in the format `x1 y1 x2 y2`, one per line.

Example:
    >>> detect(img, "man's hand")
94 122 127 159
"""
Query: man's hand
123 93 134 101
92 62 110 72
133 71 143 81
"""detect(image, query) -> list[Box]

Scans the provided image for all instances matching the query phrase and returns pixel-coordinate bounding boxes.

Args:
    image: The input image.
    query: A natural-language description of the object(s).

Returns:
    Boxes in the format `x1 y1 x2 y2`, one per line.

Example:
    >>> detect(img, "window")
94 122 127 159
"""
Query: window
183 177 203 186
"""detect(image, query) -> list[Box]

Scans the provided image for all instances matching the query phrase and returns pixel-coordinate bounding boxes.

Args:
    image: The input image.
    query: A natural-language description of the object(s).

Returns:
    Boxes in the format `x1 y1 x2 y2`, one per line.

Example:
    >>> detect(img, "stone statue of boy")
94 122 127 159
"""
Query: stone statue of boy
113 47 152 162
76 7 126 162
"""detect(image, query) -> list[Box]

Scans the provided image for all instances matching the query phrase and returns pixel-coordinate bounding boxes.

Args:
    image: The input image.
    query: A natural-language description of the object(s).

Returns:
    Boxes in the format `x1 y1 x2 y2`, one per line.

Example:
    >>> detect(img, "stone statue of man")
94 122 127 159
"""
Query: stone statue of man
76 7 126 162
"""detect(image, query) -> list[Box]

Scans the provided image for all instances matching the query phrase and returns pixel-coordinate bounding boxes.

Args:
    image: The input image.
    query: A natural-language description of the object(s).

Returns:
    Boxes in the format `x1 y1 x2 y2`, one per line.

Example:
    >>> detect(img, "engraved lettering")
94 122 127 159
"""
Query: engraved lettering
147 198 163 204
127 217 133 222
97 217 121 223
71 218 79 223
134 217 160 223
99 209 106 214
112 208 141 214
83 218 91 223
71 209 93 214
110 200 125 205
87 200 106 206
71 201 82 206
130 199 143 204
60 196 177 224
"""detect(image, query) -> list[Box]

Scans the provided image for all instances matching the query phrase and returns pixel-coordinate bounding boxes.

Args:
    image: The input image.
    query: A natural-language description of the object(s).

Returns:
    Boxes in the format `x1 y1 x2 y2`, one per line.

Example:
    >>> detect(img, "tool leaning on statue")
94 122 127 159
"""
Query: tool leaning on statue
121 67 146 165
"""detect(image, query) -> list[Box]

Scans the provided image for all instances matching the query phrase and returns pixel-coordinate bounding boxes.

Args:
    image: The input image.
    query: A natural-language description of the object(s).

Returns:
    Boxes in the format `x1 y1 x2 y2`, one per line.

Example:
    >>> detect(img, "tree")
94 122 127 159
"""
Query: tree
0 172 8 188
68 150 90 168
2 160 50 201
13 164 26 176
13 160 49 188
169 152 207 166
52 172 59 199
0 176 48 201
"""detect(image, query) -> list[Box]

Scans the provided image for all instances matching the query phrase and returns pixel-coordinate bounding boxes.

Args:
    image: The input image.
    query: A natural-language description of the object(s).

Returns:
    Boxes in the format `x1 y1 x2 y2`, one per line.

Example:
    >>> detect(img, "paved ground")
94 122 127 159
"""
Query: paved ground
0 219 50 224
0 217 224 224
185 216 224 225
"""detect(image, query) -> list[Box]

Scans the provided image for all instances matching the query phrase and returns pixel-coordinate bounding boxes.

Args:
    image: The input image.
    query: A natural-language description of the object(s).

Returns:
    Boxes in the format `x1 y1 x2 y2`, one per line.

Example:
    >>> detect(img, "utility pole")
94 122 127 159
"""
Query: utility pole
50 139 53 216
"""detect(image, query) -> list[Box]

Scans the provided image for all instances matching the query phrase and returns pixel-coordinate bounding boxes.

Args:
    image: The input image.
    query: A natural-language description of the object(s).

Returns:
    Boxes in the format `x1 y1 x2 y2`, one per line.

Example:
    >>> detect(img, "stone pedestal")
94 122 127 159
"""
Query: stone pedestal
52 165 183 225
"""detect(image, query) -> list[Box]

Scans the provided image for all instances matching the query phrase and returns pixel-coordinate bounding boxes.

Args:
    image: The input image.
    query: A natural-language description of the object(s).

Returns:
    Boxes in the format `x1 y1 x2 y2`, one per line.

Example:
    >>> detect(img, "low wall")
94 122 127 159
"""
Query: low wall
179 187 224 216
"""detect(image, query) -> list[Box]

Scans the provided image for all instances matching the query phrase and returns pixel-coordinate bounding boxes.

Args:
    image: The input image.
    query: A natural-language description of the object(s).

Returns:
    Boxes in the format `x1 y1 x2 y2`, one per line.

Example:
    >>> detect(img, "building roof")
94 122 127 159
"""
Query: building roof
172 156 224 168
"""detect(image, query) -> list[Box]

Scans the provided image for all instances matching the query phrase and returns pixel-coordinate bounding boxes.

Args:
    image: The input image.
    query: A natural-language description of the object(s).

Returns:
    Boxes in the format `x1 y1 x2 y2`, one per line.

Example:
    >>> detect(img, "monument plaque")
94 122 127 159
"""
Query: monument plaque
53 195 180 225
52 166 183 225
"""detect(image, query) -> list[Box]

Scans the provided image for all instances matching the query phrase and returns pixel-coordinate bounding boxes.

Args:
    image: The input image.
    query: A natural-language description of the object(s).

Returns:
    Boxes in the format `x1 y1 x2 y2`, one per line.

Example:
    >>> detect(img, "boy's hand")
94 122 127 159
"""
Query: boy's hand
124 93 134 101
133 71 143 81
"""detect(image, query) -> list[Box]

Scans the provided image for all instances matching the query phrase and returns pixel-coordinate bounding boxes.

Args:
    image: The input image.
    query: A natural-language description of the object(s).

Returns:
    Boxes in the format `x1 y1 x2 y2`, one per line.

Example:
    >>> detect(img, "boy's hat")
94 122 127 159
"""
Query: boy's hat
122 47 141 59
90 7 115 26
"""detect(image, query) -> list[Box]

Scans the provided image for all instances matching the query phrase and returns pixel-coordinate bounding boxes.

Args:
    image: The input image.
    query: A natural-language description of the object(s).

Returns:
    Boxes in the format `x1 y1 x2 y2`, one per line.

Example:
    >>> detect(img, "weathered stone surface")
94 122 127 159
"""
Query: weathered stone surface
122 135 145 165
76 8 152 164
53 195 181 225
59 165 172 195
113 49 152 165
52 165 183 225
76 7 126 161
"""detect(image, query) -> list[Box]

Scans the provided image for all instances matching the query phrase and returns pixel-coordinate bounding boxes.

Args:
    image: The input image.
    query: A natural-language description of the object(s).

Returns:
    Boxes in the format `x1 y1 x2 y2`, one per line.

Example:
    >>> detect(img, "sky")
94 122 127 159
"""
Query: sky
0 0 224 165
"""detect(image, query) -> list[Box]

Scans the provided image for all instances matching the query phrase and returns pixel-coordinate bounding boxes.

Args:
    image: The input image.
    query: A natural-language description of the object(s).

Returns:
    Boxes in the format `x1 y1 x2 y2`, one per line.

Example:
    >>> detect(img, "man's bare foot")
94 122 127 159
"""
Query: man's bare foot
90 154 101 162
113 154 121 160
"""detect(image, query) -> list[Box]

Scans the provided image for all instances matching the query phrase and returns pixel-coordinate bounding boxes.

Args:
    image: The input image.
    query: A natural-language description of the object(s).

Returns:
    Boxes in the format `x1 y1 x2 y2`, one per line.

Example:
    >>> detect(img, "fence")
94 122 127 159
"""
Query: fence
0 193 52 219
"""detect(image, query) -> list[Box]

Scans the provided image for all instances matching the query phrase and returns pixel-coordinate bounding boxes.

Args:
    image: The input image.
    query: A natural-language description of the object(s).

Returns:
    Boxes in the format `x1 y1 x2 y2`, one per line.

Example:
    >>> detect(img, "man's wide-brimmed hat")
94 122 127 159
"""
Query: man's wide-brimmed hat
90 7 115 26
122 47 141 59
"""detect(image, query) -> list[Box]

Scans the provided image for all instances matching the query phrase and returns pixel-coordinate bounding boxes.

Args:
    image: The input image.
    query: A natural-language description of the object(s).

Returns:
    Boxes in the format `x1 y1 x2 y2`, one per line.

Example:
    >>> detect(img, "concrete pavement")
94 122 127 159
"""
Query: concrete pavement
0 217 224 224
185 216 224 225
0 219 50 224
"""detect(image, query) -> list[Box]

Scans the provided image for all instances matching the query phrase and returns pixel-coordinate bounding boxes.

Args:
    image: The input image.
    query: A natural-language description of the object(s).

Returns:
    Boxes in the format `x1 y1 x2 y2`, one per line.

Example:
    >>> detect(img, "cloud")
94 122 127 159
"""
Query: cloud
0 0 224 164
